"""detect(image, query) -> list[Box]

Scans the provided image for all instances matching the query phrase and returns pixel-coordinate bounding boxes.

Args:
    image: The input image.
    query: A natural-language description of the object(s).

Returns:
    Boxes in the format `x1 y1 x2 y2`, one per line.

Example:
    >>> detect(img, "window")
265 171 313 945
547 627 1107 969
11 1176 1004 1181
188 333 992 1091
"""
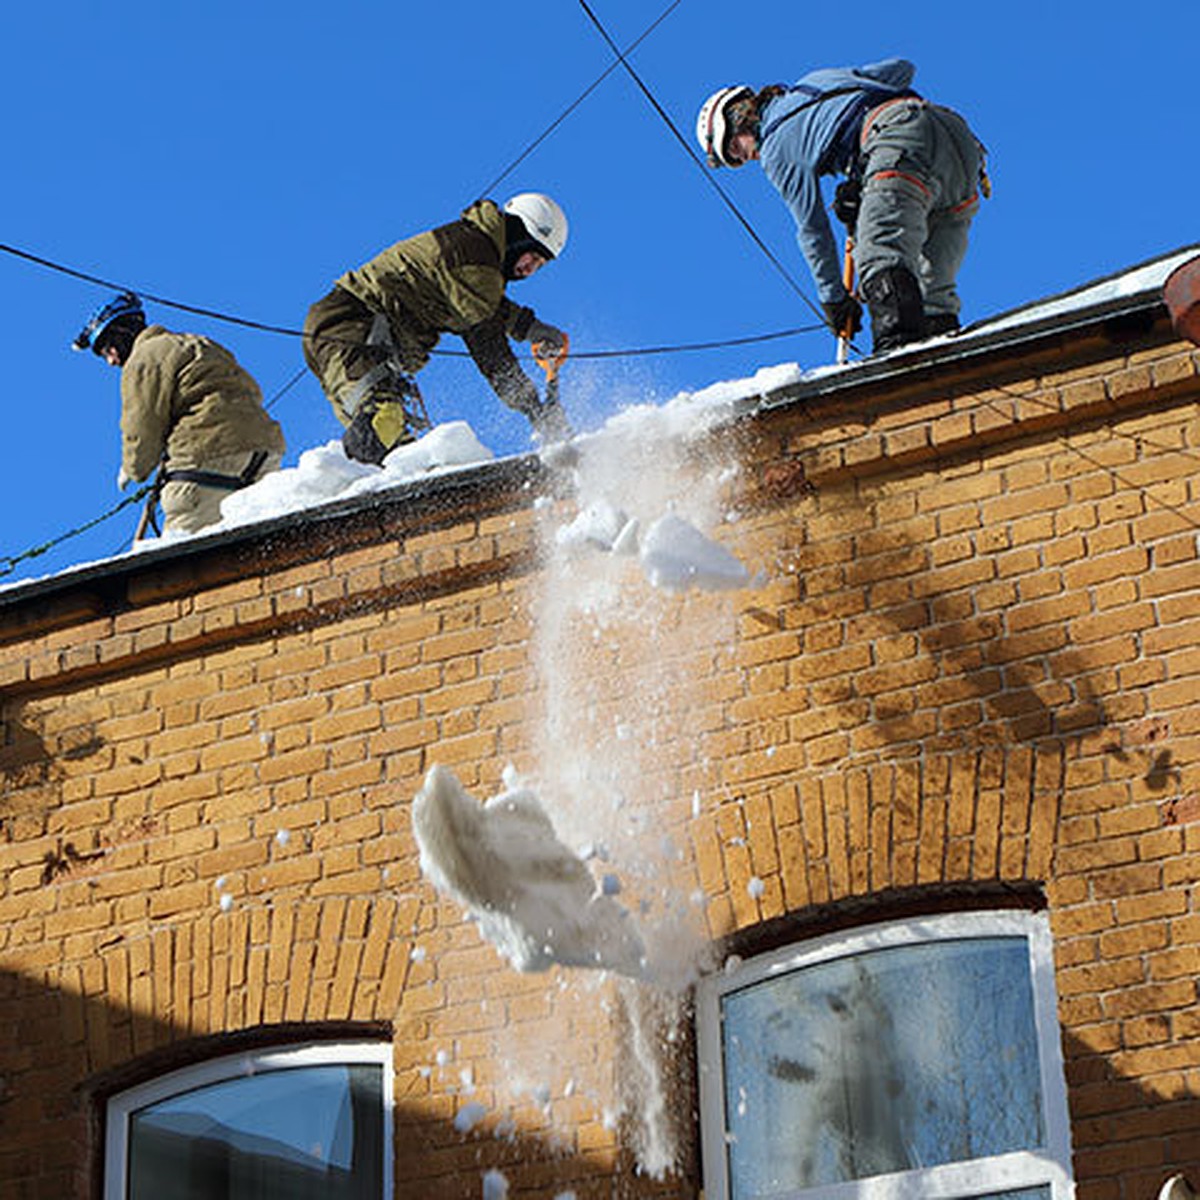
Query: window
696 911 1073 1200
105 1041 393 1200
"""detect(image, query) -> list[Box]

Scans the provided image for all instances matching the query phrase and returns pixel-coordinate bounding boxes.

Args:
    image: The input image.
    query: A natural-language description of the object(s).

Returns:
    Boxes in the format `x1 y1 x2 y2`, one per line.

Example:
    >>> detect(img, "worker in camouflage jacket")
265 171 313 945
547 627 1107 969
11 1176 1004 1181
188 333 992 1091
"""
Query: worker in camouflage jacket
73 293 286 536
303 193 571 465
697 59 986 354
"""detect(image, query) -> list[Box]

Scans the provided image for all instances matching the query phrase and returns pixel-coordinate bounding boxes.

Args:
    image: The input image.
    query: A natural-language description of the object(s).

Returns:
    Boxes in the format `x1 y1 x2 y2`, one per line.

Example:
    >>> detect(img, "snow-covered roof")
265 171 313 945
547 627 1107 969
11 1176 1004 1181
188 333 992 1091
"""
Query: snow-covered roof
2 244 1194 608
758 243 1200 410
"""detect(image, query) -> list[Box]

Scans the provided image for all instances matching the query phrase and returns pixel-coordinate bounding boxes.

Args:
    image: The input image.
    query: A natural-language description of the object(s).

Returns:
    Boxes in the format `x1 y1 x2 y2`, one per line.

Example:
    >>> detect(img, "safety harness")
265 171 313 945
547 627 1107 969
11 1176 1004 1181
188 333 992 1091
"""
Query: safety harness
160 449 272 491
343 313 431 432
759 80 990 199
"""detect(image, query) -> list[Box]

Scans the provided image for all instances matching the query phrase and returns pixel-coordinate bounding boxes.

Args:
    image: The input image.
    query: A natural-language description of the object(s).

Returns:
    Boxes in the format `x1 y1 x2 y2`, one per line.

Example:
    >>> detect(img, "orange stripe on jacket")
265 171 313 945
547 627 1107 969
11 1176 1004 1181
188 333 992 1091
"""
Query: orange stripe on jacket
869 169 931 196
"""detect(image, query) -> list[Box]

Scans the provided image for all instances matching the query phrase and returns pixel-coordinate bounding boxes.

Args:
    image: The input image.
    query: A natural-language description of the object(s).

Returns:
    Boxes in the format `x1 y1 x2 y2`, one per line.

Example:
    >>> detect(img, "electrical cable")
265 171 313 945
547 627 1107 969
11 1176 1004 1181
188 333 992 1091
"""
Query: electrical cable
0 239 824 363
574 0 834 335
477 0 682 198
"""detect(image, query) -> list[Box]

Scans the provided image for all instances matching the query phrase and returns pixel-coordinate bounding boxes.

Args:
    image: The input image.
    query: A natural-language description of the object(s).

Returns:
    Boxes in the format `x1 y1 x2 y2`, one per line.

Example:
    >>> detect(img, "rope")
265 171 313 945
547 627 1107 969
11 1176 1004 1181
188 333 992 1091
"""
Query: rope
0 239 828 363
575 2 825 328
0 481 156 578
574 0 867 359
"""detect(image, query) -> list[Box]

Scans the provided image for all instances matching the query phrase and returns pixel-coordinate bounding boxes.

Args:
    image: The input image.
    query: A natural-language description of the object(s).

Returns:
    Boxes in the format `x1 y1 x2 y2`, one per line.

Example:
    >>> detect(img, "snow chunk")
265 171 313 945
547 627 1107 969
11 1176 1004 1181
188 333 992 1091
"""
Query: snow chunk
482 1170 509 1200
412 765 647 978
454 1101 488 1133
219 422 493 528
638 514 749 592
555 499 630 554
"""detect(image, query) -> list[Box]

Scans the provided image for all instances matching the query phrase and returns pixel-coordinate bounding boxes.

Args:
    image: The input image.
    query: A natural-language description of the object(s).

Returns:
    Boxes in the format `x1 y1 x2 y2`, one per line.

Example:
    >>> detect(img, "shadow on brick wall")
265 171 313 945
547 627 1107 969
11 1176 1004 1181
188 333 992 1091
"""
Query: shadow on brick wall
1063 1028 1200 1200
0 967 689 1200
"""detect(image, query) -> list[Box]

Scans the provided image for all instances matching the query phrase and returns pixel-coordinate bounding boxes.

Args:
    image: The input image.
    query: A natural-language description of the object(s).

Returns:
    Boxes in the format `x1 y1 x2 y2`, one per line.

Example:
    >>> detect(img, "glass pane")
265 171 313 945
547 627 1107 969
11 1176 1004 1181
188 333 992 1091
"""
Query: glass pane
721 936 1044 1198
128 1064 382 1200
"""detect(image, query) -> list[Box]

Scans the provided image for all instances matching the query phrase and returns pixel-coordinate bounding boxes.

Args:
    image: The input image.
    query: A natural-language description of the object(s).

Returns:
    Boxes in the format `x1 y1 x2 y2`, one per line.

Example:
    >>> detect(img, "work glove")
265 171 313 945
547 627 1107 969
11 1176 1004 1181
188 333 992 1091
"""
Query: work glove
832 178 862 229
527 319 567 358
117 466 132 491
823 294 863 338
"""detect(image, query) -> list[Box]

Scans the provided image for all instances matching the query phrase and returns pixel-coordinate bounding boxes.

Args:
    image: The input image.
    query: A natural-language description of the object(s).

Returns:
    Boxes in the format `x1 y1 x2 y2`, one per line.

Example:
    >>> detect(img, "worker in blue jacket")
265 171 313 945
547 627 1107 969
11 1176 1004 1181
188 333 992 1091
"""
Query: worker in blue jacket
697 59 986 354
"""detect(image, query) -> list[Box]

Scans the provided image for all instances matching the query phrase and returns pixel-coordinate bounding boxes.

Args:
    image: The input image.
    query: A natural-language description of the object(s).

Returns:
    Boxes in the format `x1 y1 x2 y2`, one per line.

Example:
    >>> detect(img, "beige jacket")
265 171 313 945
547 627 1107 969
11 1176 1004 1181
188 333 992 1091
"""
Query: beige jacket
120 326 286 481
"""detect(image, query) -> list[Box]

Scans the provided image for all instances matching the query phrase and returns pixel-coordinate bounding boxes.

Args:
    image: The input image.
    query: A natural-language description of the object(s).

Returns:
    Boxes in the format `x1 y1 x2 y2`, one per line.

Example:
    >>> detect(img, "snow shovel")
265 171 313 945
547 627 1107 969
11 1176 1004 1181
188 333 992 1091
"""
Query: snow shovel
532 331 570 408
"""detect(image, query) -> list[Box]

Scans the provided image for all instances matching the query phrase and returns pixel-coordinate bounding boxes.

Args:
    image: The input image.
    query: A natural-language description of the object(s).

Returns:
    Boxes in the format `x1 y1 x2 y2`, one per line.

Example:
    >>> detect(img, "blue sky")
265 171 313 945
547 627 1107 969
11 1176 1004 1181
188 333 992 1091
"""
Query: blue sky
3 1 1198 583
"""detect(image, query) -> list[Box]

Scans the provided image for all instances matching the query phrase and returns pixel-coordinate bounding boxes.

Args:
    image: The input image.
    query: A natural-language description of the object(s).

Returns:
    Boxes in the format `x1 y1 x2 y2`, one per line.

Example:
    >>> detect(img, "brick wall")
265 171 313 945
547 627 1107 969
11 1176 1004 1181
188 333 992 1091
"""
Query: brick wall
1 316 1198 1199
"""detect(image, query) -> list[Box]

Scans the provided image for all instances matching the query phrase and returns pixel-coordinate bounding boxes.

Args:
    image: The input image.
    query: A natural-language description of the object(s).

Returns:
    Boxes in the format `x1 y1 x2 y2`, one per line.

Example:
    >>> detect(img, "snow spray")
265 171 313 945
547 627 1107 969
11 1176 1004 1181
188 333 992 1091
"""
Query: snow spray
520 386 752 1175
411 376 767 1180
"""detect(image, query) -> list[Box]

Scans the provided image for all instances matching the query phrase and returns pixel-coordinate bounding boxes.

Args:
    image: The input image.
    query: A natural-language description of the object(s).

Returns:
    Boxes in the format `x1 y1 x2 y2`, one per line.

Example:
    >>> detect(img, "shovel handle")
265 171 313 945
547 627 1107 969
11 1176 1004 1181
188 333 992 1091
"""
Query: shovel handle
532 332 570 382
837 235 855 364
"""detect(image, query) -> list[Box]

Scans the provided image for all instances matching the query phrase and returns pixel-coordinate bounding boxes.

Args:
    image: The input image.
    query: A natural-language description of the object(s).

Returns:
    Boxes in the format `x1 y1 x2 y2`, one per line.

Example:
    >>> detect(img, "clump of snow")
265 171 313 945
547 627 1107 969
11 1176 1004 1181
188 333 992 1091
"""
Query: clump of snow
217 421 493 528
412 765 648 978
482 1169 509 1200
454 1101 488 1133
638 513 749 592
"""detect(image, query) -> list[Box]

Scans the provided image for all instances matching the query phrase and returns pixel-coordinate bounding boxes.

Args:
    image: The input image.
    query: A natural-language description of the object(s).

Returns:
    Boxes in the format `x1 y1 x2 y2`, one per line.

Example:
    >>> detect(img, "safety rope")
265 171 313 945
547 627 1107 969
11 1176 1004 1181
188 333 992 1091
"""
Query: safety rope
0 239 827 364
0 480 156 579
0 363 310 578
577 2 821 325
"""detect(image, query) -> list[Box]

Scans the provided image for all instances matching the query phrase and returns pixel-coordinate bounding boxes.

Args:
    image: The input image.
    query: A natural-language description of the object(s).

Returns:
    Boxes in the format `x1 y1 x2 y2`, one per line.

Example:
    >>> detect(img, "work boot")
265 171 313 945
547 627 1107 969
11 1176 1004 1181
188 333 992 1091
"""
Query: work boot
342 398 411 465
861 266 927 353
926 312 960 338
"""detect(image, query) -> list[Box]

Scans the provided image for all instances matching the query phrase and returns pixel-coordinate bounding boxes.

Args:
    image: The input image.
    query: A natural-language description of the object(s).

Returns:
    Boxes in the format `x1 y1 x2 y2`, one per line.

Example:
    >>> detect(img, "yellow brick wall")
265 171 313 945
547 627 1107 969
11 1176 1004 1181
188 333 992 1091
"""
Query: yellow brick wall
1 328 1198 1199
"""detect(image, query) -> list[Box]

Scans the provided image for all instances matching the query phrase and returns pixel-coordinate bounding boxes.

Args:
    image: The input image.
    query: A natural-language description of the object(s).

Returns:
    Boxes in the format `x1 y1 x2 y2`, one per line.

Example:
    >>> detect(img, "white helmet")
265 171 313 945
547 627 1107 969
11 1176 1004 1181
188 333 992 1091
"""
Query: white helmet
696 85 753 168
503 192 568 259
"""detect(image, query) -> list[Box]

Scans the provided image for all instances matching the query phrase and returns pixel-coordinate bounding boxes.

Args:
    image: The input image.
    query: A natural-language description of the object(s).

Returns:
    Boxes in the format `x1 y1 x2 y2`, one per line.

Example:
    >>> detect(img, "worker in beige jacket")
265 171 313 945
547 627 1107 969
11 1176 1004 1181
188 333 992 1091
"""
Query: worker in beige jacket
74 293 286 536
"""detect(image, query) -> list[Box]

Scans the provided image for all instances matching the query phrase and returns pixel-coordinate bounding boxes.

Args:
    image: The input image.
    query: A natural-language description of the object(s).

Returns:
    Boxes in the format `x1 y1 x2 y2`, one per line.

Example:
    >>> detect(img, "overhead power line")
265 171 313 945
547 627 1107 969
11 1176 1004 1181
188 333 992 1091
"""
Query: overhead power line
0 239 824 363
574 0 832 337
478 0 683 198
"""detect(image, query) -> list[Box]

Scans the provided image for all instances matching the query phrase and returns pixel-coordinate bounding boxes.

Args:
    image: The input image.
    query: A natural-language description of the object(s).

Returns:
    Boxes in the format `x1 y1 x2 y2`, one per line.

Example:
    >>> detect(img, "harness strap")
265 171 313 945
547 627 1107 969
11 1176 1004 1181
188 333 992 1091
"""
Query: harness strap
759 81 919 176
343 312 431 431
161 450 270 492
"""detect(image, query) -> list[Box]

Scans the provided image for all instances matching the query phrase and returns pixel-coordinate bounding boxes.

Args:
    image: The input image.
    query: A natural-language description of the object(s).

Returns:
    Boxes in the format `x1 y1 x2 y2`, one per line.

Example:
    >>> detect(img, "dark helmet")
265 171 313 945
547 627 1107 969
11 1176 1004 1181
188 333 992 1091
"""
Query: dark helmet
72 291 146 355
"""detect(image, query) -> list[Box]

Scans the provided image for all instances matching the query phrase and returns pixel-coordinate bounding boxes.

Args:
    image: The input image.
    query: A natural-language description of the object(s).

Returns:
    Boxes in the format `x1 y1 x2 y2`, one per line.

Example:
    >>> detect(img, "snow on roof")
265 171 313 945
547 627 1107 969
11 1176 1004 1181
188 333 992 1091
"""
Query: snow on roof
963 244 1199 337
2 245 1194 600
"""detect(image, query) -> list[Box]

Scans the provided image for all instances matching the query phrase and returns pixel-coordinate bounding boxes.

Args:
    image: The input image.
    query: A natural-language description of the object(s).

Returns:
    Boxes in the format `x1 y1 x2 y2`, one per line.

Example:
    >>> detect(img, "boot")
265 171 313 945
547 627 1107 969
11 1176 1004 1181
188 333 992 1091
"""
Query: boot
861 266 927 353
342 398 412 465
926 312 960 338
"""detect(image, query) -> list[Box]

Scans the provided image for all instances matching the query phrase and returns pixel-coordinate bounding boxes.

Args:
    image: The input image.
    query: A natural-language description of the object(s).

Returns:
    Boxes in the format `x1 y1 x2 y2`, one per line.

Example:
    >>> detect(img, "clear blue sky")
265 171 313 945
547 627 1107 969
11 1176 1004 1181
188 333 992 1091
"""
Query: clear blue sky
3 1 1198 583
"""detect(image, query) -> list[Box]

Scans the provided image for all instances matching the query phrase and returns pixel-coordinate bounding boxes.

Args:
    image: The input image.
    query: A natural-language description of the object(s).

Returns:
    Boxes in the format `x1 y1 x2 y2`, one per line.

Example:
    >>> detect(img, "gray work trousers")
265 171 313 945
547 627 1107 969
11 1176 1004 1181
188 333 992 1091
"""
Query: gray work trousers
854 97 982 319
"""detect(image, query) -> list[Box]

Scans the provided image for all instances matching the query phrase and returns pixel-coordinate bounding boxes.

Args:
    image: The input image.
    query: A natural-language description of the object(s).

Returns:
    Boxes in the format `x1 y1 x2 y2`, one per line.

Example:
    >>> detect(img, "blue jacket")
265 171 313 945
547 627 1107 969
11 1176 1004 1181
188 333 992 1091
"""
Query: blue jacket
758 59 916 303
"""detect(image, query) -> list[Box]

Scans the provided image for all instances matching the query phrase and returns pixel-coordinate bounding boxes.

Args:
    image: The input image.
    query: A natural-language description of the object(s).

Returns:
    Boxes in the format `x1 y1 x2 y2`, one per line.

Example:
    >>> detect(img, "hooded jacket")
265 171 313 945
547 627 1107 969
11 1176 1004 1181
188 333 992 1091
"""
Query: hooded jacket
335 199 540 413
120 326 286 482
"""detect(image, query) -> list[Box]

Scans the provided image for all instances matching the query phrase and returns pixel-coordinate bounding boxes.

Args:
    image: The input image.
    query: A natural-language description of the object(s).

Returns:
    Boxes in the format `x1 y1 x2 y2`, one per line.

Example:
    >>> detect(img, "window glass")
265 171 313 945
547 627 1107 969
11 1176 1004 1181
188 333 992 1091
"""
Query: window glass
697 913 1073 1200
722 937 1042 1193
107 1043 391 1200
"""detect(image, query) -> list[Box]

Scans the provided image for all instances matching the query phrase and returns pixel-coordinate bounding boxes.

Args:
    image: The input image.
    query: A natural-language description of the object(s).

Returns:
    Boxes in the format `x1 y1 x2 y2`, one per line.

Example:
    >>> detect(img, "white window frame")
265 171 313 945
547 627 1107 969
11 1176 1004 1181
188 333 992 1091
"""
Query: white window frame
104 1040 394 1200
696 910 1075 1200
